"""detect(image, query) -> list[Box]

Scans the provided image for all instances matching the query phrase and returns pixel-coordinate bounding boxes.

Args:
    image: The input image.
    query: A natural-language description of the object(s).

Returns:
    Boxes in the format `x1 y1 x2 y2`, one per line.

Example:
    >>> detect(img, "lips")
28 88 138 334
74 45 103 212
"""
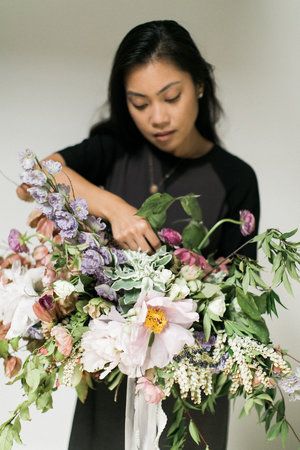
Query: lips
153 130 175 137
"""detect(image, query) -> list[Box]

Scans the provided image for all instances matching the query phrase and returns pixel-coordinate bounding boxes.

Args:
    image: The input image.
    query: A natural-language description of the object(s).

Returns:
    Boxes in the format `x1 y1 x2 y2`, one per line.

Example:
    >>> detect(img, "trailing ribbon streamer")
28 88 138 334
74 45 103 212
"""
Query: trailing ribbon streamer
125 377 167 450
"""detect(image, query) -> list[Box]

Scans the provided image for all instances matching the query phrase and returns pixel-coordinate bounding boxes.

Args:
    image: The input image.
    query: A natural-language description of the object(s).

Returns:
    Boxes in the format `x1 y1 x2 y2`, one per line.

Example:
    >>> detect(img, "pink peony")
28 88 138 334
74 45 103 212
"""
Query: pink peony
174 248 210 269
51 325 73 357
239 210 255 236
158 228 182 247
136 377 165 404
124 291 199 373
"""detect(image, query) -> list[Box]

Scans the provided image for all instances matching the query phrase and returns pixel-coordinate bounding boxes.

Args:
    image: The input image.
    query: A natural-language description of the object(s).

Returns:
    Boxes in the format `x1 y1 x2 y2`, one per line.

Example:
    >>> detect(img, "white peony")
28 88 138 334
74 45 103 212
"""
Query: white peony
53 280 75 299
0 261 45 339
207 293 226 317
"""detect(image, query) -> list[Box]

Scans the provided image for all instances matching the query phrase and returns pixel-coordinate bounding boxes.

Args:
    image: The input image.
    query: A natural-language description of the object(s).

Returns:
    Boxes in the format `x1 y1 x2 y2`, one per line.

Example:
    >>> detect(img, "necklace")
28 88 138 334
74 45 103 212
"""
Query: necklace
148 151 183 194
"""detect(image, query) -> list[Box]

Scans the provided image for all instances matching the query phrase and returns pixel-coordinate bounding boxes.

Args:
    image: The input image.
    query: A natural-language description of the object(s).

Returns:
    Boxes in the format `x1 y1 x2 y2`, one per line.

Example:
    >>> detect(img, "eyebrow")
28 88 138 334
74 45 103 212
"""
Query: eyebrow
126 81 182 98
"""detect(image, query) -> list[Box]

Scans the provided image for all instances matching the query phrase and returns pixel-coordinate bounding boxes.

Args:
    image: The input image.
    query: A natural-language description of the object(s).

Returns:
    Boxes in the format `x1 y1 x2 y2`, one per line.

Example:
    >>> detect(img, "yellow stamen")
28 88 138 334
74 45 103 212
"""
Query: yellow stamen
144 307 168 334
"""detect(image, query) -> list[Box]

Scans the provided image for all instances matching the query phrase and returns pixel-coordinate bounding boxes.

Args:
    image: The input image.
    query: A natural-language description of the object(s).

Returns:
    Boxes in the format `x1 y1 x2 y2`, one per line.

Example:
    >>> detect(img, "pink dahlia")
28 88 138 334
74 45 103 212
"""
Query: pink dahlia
158 228 182 247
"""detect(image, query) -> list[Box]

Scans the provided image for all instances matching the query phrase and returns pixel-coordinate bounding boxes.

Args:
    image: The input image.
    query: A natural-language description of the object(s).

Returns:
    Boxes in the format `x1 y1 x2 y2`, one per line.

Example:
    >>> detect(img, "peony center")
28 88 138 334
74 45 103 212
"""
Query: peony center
144 307 168 334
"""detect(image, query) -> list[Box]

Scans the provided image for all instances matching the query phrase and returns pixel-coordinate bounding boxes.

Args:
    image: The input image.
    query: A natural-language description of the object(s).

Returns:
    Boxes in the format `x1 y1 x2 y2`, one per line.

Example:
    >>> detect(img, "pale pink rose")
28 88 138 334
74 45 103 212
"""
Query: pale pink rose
51 325 73 357
33 245 49 261
136 377 165 404
4 356 22 378
158 228 182 247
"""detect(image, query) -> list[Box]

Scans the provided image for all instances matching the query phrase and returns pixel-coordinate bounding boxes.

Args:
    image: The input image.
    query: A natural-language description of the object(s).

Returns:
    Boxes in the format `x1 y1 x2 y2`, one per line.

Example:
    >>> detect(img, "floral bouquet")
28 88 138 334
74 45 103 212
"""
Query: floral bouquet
0 150 299 450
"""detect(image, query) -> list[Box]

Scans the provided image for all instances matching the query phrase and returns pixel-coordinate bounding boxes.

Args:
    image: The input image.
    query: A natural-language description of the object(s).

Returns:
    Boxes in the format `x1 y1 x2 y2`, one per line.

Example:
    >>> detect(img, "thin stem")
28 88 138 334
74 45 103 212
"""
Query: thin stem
197 219 241 250
285 353 300 364
278 385 300 442
0 169 19 187
184 408 209 447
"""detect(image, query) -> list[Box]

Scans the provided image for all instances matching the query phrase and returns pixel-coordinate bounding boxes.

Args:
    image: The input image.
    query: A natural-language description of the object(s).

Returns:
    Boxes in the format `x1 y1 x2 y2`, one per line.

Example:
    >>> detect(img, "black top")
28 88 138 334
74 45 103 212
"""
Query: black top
58 132 260 259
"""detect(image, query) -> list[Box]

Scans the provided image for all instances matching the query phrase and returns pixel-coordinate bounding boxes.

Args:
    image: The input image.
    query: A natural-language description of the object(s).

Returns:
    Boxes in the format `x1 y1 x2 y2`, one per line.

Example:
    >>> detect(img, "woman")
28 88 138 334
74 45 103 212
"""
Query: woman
18 20 260 450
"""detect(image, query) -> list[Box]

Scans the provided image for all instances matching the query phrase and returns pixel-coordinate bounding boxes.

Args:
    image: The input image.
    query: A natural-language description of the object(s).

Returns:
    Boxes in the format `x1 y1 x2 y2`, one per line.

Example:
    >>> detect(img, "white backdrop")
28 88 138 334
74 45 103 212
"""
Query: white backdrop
0 1 299 449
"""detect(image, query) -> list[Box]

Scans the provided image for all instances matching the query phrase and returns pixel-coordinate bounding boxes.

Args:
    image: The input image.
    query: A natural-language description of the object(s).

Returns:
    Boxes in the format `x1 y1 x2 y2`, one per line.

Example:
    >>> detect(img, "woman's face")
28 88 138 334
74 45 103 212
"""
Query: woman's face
125 59 203 157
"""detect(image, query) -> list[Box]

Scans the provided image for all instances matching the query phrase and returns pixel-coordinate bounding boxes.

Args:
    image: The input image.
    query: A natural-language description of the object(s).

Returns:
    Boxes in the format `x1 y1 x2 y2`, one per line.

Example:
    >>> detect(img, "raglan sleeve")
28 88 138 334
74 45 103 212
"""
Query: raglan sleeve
56 133 116 186
218 165 260 260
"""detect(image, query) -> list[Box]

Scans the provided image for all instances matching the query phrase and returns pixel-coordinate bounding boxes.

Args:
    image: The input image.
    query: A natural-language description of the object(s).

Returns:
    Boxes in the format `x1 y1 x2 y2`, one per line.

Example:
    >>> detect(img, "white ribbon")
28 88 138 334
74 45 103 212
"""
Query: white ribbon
125 378 167 450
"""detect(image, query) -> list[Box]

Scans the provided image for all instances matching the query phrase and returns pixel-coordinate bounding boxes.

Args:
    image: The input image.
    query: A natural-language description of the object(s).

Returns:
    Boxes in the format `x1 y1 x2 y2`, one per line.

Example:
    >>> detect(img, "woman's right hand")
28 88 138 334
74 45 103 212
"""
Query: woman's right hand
106 198 161 254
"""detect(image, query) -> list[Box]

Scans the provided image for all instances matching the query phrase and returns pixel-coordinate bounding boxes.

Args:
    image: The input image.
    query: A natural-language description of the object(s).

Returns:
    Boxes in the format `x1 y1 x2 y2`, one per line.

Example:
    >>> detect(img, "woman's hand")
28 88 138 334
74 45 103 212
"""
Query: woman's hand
107 198 161 254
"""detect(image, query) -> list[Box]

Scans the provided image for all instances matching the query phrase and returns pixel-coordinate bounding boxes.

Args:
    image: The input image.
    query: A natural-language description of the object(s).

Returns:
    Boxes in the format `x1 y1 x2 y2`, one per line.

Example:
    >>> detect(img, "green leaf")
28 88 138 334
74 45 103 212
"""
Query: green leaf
253 293 267 315
25 368 41 392
256 393 273 403
267 420 283 440
179 194 202 221
76 376 89 403
242 267 250 294
243 317 270 343
182 221 207 250
188 420 201 445
282 272 294 296
9 337 20 352
12 417 22 445
244 398 254 415
0 424 14 450
19 405 31 421
136 192 174 230
236 288 261 321
201 284 220 298
71 364 83 387
0 339 9 358
36 392 53 412
281 228 298 239
280 420 289 448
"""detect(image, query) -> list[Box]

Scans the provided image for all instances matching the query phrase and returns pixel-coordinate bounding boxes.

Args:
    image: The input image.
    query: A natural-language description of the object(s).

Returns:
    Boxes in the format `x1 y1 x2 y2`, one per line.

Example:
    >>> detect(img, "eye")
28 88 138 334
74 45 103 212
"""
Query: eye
166 94 181 103
133 104 148 110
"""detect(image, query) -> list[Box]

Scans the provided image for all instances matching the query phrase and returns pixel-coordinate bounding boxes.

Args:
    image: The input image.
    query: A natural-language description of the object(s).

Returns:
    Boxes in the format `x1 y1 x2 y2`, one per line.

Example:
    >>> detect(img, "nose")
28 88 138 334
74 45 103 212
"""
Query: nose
150 103 170 129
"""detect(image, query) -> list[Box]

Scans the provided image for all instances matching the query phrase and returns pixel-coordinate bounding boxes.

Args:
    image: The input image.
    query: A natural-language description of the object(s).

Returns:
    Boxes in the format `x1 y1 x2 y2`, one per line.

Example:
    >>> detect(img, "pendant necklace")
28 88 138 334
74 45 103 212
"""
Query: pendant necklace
148 151 183 194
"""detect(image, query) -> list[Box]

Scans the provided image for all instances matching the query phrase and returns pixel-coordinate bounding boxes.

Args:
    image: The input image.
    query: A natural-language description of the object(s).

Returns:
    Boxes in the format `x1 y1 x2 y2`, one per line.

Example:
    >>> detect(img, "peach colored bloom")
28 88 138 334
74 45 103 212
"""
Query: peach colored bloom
32 302 53 323
4 356 22 378
36 217 56 238
0 322 10 339
136 377 165 404
33 245 49 261
51 325 73 357
42 268 56 286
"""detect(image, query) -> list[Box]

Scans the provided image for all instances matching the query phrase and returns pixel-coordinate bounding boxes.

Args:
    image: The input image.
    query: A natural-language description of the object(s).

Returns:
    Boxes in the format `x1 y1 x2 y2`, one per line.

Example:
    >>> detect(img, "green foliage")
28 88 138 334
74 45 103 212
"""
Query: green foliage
136 192 175 230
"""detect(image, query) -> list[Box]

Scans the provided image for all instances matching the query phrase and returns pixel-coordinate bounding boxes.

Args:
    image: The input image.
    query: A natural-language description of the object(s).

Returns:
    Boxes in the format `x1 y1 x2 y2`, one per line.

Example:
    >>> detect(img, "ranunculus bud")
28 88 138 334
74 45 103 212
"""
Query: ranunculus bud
51 325 73 357
207 293 226 317
239 210 255 236
158 228 182 247
4 356 22 378
33 302 54 323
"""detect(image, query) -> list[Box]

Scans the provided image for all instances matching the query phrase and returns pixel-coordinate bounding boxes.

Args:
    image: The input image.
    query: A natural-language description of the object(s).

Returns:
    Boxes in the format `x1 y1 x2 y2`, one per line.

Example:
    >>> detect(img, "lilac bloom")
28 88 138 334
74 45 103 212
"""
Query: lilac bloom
27 187 48 203
95 283 117 301
8 229 29 253
42 160 62 175
19 149 36 170
85 215 106 232
48 193 65 211
70 198 89 220
81 249 104 275
55 211 78 239
21 169 47 186
239 210 255 236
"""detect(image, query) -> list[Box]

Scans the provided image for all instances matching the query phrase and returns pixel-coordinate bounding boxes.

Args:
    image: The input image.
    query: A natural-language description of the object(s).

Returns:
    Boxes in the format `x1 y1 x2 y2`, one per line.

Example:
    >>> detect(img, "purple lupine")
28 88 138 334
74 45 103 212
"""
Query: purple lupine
81 249 104 275
42 160 62 175
38 294 54 310
111 248 127 265
194 331 217 351
85 215 106 232
55 211 78 239
21 169 47 186
70 198 89 220
95 283 117 301
239 210 255 236
158 227 182 247
19 149 36 171
8 229 29 253
48 193 65 211
27 187 48 203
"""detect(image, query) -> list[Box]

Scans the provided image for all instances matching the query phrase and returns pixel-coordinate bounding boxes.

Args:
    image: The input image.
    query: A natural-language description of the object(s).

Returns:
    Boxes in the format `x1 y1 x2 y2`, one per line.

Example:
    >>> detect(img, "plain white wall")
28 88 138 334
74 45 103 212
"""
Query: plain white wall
0 1 299 449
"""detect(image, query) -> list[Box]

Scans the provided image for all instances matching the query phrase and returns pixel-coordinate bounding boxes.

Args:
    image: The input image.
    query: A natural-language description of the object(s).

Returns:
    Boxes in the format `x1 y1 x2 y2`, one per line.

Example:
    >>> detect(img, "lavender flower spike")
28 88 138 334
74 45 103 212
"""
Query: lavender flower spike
42 160 62 175
239 210 255 236
70 198 89 220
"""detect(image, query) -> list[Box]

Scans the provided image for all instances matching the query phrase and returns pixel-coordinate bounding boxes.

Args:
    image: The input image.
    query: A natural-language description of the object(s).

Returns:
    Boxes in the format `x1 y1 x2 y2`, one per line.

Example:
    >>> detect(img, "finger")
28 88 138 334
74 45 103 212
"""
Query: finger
144 229 161 251
133 235 153 254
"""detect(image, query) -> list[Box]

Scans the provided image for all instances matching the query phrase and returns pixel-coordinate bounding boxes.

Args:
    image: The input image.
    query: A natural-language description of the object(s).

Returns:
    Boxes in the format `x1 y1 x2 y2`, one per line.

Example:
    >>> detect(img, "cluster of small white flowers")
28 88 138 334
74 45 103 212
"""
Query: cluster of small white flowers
253 365 275 389
62 354 82 387
212 331 227 364
165 356 213 404
228 337 253 393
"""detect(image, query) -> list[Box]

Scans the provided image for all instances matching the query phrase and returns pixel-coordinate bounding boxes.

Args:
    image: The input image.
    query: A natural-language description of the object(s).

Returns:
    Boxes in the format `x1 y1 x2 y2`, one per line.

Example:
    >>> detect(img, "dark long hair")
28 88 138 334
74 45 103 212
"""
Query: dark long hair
90 20 224 149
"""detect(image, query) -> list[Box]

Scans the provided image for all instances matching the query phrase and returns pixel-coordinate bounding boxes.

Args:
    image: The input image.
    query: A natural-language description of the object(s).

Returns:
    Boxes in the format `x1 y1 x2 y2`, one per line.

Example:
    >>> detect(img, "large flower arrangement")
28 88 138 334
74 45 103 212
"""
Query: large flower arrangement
0 150 299 450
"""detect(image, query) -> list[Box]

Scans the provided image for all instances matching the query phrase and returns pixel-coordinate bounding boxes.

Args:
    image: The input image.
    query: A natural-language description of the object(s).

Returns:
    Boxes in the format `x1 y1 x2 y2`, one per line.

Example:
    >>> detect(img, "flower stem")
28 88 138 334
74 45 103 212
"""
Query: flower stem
285 353 300 364
278 386 300 442
184 408 209 447
197 219 241 250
